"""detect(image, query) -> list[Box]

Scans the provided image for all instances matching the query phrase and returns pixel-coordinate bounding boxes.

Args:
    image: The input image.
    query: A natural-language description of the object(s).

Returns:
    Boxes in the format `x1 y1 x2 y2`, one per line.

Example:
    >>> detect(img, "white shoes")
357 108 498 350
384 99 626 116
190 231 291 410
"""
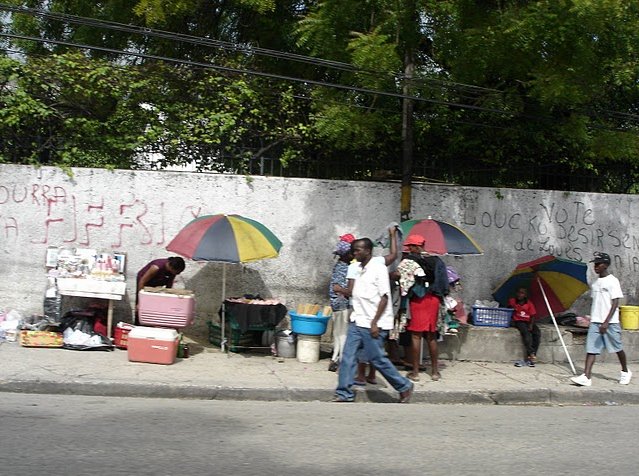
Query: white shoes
570 374 592 387
620 370 632 385
570 370 632 386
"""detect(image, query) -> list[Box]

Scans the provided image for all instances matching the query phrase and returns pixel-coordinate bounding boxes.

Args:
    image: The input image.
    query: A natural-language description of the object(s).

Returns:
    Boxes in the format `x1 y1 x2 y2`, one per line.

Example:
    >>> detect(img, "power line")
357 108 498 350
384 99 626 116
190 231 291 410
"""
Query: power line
0 31 522 117
1 5 638 133
0 3 507 99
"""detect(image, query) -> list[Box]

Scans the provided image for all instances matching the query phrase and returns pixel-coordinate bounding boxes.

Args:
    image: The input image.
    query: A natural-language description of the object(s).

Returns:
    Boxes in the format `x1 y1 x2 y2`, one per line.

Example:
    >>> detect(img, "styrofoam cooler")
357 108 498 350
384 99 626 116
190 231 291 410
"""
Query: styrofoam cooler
127 326 179 365
138 290 195 328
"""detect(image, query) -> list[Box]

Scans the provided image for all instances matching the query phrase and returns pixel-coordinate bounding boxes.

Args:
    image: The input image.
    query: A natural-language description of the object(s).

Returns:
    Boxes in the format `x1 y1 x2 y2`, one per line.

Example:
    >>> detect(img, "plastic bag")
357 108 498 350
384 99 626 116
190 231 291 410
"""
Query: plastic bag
59 311 113 351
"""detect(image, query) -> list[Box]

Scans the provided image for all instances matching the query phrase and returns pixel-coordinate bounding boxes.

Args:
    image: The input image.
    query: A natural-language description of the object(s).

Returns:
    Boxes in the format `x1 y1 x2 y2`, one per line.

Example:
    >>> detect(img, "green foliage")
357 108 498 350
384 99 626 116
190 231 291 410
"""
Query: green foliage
2 0 639 191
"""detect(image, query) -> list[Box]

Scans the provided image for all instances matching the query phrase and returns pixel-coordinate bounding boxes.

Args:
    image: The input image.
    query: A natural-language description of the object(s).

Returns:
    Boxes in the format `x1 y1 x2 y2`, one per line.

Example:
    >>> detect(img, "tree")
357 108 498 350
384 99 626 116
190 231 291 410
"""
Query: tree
423 0 639 191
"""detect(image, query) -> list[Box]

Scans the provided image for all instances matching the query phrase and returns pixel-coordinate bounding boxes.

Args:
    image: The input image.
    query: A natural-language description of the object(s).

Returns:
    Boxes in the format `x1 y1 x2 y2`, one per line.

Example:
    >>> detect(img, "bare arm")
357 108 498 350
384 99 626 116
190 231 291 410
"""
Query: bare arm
370 294 389 338
335 278 355 298
137 265 159 292
383 227 398 266
599 297 620 333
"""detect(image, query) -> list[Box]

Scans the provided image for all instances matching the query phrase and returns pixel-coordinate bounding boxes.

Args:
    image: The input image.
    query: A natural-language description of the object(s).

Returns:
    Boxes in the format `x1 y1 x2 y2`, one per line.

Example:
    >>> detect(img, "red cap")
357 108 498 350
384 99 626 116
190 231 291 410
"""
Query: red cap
339 233 355 243
404 234 426 246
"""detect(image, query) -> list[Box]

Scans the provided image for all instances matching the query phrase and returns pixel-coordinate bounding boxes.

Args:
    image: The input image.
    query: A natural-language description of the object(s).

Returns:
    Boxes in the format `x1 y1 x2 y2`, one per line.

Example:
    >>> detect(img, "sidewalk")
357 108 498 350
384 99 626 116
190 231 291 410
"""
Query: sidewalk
0 340 637 406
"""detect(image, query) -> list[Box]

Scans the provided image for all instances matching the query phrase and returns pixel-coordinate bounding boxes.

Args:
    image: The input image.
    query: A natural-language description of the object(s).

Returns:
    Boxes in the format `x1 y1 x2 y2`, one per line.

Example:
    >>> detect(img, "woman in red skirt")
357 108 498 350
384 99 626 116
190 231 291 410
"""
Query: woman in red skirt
399 235 449 382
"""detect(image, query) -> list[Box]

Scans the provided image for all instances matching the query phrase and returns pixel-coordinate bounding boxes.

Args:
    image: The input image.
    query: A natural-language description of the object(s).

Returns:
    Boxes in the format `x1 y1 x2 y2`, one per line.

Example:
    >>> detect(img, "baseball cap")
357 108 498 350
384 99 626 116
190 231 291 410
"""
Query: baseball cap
339 233 355 244
590 251 611 265
404 234 426 246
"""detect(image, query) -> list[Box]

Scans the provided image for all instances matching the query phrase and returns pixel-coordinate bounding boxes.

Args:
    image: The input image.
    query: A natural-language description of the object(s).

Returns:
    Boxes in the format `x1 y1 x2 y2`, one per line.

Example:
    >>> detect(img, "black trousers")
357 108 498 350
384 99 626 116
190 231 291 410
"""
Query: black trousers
511 320 540 357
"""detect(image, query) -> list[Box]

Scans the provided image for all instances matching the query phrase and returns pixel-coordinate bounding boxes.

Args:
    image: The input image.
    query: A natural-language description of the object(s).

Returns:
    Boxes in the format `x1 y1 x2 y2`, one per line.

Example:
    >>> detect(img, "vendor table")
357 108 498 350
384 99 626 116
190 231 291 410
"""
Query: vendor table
56 278 127 339
219 300 287 352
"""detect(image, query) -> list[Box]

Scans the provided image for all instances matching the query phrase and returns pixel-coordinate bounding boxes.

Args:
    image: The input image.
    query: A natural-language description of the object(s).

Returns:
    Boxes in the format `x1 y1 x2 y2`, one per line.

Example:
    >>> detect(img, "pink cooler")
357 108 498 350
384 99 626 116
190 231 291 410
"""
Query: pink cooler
127 326 179 365
138 290 195 328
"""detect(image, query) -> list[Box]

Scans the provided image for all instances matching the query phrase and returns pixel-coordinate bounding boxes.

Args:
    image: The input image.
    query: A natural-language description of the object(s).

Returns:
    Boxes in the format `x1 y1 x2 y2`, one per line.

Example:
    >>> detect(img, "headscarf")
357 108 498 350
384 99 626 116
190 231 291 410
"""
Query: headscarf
446 266 461 284
333 240 352 257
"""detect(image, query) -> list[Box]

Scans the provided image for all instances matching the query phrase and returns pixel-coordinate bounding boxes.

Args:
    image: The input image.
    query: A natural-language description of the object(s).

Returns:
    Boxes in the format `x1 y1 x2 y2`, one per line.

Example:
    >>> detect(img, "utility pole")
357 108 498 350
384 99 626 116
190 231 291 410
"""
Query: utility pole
400 0 416 222
400 45 415 222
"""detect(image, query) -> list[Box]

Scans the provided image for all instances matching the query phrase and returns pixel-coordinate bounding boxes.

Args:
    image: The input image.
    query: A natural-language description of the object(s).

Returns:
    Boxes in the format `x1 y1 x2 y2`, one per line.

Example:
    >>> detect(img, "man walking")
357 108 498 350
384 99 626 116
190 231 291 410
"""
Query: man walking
571 252 632 387
333 237 414 403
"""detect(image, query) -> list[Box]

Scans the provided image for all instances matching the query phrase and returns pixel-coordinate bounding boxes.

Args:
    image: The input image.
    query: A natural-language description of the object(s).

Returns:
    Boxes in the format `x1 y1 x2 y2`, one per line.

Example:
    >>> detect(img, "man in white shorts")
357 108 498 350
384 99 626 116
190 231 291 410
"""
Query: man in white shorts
571 252 632 387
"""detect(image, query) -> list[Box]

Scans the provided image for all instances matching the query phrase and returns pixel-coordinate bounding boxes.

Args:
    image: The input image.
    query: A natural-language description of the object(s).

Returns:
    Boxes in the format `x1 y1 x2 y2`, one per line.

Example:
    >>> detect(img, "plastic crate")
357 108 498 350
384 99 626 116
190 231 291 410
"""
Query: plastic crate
472 306 513 328
207 320 259 353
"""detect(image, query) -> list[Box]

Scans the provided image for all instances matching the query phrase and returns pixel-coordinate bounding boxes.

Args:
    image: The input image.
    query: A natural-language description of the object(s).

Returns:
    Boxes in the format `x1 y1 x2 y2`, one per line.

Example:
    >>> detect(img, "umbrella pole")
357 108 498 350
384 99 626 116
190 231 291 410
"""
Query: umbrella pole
537 277 577 375
221 264 227 355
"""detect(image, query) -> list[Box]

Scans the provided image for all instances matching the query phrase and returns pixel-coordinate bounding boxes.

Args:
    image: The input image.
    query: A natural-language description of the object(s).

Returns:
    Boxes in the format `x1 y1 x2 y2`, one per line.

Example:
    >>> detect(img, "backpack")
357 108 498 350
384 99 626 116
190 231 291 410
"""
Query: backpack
405 253 449 298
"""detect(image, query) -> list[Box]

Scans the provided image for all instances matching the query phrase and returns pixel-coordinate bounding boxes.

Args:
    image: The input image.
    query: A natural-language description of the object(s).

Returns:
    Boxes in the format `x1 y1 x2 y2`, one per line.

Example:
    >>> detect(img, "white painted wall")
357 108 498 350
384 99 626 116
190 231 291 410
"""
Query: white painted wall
1 165 637 339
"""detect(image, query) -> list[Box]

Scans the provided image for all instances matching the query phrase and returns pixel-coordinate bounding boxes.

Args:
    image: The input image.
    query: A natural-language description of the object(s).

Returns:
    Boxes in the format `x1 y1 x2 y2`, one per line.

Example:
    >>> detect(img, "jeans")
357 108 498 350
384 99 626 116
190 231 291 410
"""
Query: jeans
335 323 412 401
511 320 540 357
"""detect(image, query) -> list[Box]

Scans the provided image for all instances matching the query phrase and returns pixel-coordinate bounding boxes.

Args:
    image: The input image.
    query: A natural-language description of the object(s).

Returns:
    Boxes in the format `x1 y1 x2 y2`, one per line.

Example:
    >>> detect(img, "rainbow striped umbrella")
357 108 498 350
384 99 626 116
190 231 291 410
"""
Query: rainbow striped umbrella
166 214 282 352
166 214 282 263
492 255 588 375
492 255 588 319
400 218 483 256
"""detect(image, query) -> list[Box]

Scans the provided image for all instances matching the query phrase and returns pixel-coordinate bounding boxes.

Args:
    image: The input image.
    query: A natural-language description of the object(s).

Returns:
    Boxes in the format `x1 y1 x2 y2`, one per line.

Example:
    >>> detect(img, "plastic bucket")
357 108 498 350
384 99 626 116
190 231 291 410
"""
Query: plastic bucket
296 334 320 363
275 331 296 358
289 312 330 336
620 306 639 330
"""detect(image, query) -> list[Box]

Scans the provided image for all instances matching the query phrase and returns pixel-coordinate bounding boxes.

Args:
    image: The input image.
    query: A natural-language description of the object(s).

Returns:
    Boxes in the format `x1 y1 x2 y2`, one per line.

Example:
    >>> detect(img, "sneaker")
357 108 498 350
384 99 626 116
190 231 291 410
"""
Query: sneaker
619 370 632 385
570 374 592 387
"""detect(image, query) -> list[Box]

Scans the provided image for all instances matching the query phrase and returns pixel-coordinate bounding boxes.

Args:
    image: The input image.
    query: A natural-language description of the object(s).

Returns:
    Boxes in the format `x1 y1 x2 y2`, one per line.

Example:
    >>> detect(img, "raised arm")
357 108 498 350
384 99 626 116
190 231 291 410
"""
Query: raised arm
383 227 398 266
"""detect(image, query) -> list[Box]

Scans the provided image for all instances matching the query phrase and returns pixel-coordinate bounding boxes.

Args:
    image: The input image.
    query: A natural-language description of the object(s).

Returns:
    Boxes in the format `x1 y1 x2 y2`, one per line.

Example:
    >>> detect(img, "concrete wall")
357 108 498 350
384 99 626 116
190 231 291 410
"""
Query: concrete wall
1 165 638 340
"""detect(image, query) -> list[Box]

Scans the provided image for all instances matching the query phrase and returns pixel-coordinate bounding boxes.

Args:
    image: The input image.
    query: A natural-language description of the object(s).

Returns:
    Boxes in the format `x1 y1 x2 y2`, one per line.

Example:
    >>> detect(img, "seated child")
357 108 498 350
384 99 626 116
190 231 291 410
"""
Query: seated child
508 287 540 366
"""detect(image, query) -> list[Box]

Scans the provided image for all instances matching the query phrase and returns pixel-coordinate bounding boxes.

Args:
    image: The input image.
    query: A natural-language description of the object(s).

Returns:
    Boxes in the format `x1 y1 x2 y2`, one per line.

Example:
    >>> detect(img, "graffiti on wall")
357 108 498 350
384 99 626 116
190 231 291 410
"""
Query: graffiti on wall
462 199 639 271
0 182 201 249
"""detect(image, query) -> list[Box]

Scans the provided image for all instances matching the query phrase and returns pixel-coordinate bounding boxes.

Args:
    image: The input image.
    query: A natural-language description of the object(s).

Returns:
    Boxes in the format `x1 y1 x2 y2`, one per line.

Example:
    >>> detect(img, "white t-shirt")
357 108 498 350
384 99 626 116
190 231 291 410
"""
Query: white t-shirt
346 256 384 280
350 257 394 330
590 274 623 324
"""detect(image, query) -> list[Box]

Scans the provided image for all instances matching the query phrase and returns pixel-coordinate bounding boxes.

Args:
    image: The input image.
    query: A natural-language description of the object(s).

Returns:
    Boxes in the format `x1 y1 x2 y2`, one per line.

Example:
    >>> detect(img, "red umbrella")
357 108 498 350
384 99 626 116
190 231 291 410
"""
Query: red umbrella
400 217 483 255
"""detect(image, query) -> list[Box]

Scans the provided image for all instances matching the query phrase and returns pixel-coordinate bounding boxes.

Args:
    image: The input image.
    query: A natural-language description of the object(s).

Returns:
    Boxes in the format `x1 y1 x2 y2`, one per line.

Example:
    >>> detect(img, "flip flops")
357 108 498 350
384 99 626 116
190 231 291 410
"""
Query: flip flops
406 373 421 382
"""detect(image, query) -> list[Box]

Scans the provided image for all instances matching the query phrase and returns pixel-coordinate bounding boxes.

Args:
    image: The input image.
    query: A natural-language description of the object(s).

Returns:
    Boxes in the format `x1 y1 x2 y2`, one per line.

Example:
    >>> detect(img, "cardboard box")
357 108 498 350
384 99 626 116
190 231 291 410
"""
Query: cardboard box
19 330 64 348
127 326 179 365
138 290 195 328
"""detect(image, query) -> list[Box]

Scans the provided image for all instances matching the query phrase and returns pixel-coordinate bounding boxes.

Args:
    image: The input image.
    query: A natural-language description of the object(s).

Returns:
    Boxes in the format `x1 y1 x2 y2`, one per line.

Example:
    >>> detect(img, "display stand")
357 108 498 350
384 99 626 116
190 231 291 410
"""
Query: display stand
57 278 127 338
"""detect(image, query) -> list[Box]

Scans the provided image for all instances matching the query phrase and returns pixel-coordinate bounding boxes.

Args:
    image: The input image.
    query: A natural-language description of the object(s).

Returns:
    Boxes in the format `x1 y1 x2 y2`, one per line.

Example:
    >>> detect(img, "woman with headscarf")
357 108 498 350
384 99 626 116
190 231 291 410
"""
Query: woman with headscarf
327 234 355 372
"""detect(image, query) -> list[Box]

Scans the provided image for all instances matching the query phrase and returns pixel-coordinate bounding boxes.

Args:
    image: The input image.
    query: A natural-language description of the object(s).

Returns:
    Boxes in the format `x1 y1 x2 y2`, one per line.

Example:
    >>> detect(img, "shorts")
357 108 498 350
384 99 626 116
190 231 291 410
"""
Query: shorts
586 322 623 354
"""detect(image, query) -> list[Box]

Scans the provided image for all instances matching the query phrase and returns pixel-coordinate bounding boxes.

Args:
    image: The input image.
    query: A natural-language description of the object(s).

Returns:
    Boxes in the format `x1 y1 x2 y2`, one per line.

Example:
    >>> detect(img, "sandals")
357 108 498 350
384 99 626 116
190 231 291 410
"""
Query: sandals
406 372 421 382
431 373 441 381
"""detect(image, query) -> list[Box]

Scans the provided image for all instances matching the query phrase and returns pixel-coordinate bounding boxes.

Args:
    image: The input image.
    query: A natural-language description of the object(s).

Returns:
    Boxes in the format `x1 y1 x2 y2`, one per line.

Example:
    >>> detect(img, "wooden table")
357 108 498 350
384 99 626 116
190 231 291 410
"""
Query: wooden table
56 278 127 338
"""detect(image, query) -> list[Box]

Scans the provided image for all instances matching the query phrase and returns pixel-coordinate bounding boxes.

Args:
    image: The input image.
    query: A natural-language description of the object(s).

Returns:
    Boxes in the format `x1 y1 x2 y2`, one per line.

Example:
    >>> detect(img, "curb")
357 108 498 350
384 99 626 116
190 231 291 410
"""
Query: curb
2 379 638 406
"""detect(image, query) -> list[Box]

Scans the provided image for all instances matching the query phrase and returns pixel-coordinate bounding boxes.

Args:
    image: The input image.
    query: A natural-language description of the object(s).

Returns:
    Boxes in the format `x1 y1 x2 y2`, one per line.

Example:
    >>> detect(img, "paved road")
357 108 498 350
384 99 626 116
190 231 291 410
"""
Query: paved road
2 394 638 476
